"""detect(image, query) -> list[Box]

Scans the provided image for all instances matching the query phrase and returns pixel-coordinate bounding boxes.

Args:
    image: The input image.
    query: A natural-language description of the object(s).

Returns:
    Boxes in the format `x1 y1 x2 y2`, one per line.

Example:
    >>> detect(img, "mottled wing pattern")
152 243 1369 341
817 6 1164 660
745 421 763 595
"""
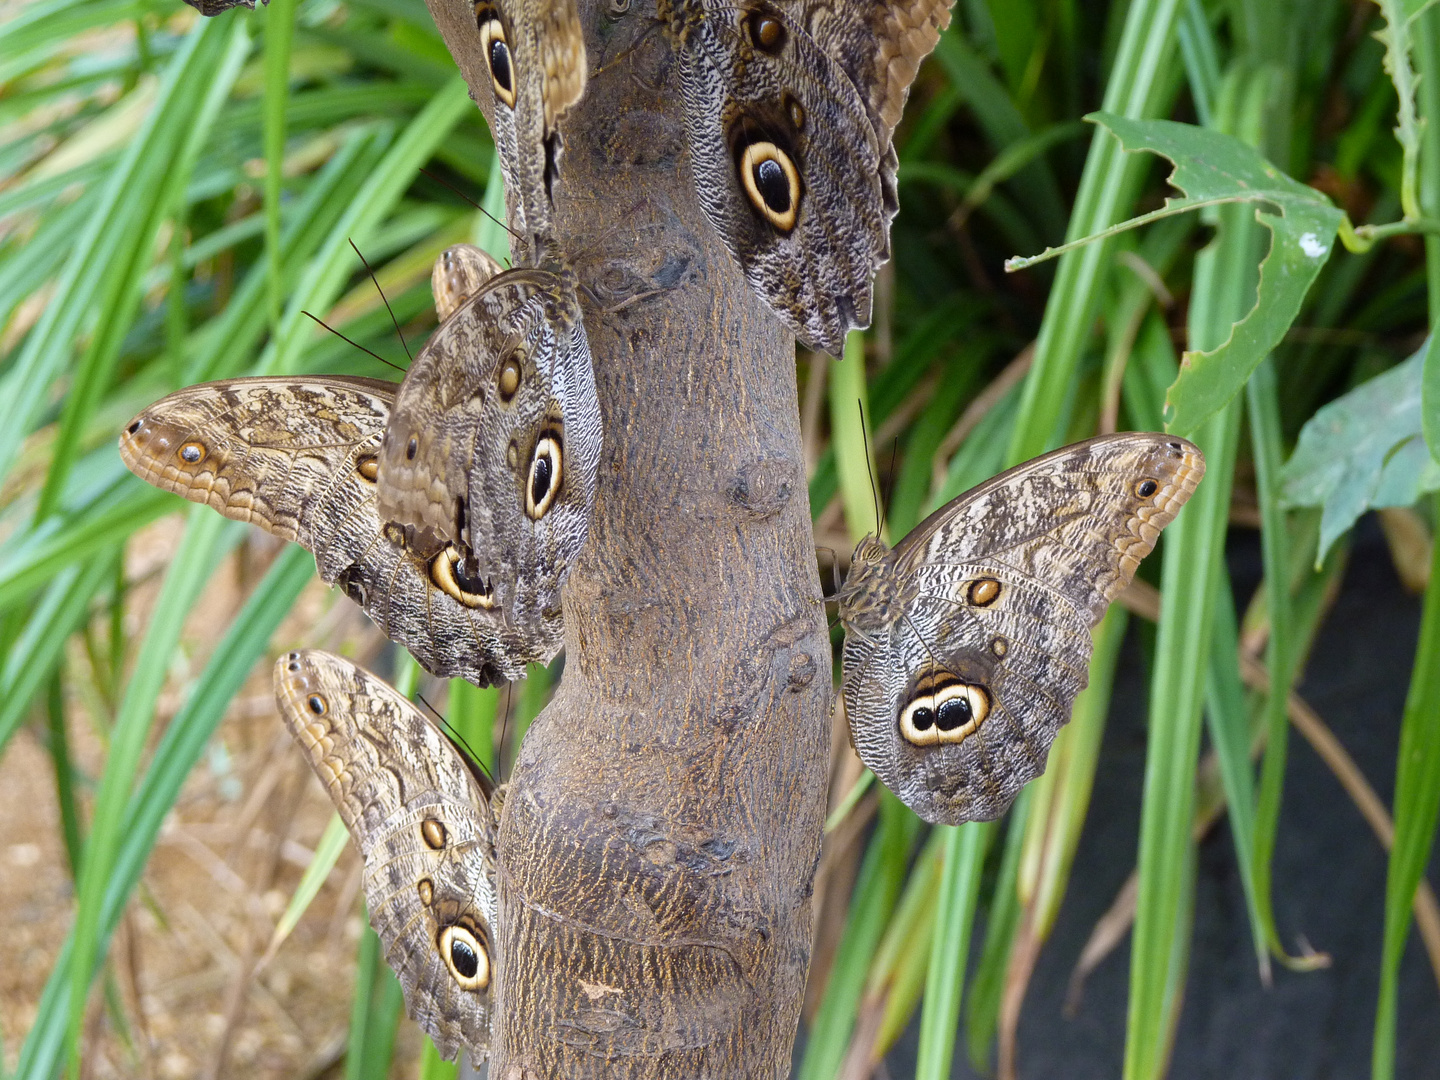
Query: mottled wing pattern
433 243 506 322
663 0 886 354
779 0 953 223
477 0 586 248
118 377 539 685
841 434 1205 824
274 651 498 1062
377 266 601 628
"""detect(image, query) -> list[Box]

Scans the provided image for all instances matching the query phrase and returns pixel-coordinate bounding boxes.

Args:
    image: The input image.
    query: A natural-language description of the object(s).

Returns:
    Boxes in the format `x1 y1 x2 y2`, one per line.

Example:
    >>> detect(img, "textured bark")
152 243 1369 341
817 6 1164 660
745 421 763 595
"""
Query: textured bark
424 1 834 1075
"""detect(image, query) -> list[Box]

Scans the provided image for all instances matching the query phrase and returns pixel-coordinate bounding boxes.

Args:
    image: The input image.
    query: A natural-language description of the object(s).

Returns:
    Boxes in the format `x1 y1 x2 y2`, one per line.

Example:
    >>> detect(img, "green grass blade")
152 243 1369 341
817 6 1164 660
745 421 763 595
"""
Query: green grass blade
828 330 881 542
263 0 299 334
797 792 919 1080
1004 0 1184 467
914 821 995 1080
64 510 234 1074
16 544 313 1080
44 670 84 879
266 811 349 961
1373 495 1440 1079
418 1039 458 1080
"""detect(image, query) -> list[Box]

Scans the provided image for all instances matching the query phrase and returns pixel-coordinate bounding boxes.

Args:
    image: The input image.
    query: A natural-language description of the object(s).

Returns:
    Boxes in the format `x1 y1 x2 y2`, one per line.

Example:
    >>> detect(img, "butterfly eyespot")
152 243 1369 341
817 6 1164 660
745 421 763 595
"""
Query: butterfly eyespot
739 141 801 231
746 11 786 53
438 923 490 991
991 636 1008 657
507 441 519 468
383 522 407 547
967 578 1001 607
126 420 141 435
898 680 990 747
406 437 418 461
356 455 379 482
477 15 515 108
498 355 522 401
1136 478 1159 498
430 545 497 609
288 660 300 672
421 818 447 850
416 878 435 907
785 93 805 131
178 441 206 465
307 695 326 716
525 434 563 520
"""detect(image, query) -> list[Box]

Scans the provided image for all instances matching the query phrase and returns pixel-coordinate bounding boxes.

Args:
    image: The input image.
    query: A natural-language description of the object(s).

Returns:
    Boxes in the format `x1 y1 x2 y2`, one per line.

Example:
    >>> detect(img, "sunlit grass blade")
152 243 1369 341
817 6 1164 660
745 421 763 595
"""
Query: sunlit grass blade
828 330 882 541
348 920 405 1080
1373 493 1440 1080
914 821 994 1080
263 811 349 965
418 1038 458 1080
1004 0 1184 467
263 0 298 334
16 544 313 1079
44 671 83 878
963 798 1028 1073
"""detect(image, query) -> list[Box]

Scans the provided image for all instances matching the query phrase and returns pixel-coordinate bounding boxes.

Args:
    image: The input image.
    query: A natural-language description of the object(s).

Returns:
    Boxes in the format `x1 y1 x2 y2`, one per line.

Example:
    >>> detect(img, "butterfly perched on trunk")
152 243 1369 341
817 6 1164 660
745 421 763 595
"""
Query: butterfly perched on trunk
836 433 1206 824
652 0 954 354
119 245 600 685
274 650 499 1061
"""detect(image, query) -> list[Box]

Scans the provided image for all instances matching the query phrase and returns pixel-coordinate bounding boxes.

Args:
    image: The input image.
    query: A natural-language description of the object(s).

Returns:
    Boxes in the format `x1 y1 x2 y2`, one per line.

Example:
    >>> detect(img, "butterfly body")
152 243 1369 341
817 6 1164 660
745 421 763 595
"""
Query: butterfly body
275 650 498 1061
838 433 1205 824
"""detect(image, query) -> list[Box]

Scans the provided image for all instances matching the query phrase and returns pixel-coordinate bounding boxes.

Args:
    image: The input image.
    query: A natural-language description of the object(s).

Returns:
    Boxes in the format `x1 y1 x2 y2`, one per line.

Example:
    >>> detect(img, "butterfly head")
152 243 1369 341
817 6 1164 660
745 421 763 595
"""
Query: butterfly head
834 533 899 633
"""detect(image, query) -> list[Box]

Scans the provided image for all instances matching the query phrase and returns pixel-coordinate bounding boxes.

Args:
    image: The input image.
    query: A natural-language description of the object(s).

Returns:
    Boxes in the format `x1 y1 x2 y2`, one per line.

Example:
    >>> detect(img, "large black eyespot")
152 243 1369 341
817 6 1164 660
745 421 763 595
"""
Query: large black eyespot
478 16 514 108
1136 479 1159 498
438 924 490 991
739 141 800 231
429 545 496 609
898 679 990 747
525 433 563 520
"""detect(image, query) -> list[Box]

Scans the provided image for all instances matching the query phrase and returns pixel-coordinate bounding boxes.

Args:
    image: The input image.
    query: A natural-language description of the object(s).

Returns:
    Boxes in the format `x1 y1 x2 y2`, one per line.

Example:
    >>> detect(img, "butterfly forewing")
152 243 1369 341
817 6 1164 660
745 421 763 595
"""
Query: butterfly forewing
274 650 498 1062
119 377 538 685
840 433 1205 824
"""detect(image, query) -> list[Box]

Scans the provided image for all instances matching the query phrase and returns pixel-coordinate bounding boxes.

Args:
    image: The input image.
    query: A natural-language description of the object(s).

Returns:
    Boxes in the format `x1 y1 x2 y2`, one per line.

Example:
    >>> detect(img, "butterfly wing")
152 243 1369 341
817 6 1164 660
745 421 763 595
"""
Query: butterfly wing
118 376 541 684
378 266 601 629
841 433 1206 824
475 0 587 249
274 650 498 1062
666 0 887 354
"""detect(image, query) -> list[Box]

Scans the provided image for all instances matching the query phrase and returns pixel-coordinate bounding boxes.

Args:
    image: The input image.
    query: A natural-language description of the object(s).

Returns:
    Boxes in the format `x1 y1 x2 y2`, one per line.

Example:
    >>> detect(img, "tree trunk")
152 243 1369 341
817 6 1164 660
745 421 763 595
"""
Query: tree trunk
424 1 834 1075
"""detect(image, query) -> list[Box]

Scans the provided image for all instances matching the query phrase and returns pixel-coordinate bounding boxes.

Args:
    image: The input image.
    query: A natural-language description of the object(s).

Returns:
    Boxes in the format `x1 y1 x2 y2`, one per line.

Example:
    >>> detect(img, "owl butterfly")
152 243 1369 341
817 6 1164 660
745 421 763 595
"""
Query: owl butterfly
654 0 954 354
118 246 597 685
376 244 601 628
837 433 1206 825
275 650 498 1061
473 0 587 249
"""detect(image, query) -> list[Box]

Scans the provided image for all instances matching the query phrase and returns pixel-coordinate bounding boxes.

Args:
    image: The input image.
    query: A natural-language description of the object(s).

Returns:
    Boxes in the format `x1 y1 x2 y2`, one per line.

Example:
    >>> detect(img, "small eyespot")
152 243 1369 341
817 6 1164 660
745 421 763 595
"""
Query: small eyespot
498 355 522 401
525 434 563 520
738 142 801 231
126 420 141 435
746 11 785 52
477 15 515 108
1136 479 1159 498
179 441 206 465
898 681 991 747
417 878 435 907
991 636 1008 657
307 695 326 715
406 437 418 461
356 455 379 482
968 578 1001 607
421 818 447 850
429 545 497 609
383 522 406 547
785 93 805 130
438 924 490 991
506 442 519 468
288 661 300 672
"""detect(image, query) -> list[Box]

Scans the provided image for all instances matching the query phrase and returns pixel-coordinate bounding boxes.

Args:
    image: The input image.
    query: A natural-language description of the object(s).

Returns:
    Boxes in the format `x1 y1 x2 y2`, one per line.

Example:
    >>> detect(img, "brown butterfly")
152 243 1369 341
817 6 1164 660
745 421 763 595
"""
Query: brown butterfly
836 433 1205 824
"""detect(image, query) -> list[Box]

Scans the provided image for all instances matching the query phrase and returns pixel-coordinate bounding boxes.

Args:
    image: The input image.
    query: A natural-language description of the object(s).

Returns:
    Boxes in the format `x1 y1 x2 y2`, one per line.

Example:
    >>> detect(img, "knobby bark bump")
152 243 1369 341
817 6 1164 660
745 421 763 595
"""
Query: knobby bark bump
424 0 835 1074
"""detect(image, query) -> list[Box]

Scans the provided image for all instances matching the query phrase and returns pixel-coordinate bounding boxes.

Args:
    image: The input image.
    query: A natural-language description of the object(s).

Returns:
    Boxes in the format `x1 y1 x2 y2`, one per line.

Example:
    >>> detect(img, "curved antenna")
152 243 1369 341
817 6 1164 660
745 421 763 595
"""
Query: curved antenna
857 399 881 535
880 437 899 534
349 238 411 364
497 680 516 780
417 690 496 791
300 310 406 375
419 166 521 253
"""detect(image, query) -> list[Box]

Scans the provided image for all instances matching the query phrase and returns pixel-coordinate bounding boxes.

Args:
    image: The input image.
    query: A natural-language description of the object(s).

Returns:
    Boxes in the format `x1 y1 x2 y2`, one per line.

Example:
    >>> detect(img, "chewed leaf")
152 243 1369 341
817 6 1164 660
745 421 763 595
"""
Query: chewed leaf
1281 344 1440 563
1003 114 1343 438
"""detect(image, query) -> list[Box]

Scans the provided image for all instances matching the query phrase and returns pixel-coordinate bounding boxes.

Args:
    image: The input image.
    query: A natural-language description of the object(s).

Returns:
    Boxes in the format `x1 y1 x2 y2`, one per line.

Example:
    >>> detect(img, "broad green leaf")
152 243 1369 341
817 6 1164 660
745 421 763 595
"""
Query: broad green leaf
1010 113 1343 437
1280 345 1440 562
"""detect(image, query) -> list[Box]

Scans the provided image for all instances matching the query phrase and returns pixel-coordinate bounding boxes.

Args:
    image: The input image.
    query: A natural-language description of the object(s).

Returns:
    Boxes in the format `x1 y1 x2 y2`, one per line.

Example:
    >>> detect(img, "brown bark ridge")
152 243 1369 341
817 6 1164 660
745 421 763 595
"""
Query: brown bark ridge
423 1 834 1075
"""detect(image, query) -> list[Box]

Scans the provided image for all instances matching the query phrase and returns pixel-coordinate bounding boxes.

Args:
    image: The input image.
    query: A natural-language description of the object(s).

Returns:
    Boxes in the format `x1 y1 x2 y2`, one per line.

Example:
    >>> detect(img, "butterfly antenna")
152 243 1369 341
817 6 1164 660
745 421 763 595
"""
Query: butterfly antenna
301 310 406 375
418 691 496 788
418 166 522 247
858 399 881 535
349 239 411 363
880 438 899 534
498 680 515 779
